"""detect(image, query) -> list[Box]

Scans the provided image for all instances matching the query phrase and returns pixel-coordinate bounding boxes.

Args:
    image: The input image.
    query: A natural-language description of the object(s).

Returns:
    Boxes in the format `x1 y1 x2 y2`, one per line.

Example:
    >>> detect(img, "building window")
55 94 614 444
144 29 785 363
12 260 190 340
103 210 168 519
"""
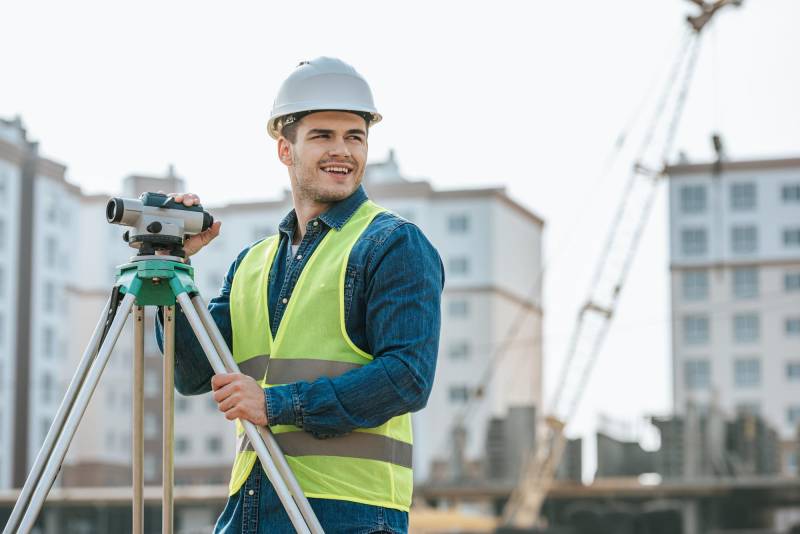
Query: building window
144 414 158 439
145 370 160 397
0 219 5 251
449 385 470 403
207 436 222 453
681 228 707 256
42 327 54 358
448 299 469 318
44 236 57 268
175 396 189 413
786 272 800 292
208 395 219 412
683 315 710 345
448 214 470 234
782 184 800 203
680 185 707 214
786 318 800 337
682 270 709 300
731 226 758 254
788 406 800 427
448 257 470 276
735 402 760 416
730 182 756 210
41 372 54 403
685 360 711 390
43 281 55 312
144 454 158 480
448 341 471 360
175 437 190 454
0 266 5 298
734 313 760 343
732 268 759 299
0 313 4 346
734 358 760 388
786 362 800 381
783 228 800 248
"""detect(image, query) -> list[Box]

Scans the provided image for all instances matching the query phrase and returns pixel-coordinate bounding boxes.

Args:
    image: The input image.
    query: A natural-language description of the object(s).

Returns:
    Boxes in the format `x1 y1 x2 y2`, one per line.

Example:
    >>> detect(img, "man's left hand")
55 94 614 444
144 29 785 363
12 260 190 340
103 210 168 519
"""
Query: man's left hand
211 373 268 426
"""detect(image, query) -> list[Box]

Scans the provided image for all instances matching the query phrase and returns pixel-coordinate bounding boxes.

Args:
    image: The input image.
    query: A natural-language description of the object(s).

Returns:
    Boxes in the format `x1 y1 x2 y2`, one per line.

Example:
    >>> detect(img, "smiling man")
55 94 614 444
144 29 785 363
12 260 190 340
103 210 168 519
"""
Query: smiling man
157 57 444 533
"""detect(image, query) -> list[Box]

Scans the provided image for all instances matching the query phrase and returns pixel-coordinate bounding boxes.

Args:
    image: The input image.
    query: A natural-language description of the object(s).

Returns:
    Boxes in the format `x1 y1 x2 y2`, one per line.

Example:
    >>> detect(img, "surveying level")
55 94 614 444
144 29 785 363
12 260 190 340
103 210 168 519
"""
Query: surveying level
106 192 215 257
4 196 324 534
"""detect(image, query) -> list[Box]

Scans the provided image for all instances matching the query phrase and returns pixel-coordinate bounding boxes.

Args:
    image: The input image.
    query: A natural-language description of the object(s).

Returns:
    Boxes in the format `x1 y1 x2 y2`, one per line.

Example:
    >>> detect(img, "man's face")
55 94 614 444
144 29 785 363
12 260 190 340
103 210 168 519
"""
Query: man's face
278 111 368 205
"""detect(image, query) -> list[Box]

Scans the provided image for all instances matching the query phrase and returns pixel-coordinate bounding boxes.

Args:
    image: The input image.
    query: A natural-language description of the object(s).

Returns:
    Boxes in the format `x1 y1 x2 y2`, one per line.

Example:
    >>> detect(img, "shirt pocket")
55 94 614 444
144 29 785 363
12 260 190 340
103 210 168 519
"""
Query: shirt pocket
343 264 359 323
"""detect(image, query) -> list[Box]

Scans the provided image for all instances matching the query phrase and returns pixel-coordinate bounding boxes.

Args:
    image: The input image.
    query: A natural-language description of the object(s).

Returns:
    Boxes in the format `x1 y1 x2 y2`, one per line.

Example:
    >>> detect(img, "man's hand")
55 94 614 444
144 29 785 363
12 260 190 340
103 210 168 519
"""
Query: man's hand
157 191 222 258
211 373 269 426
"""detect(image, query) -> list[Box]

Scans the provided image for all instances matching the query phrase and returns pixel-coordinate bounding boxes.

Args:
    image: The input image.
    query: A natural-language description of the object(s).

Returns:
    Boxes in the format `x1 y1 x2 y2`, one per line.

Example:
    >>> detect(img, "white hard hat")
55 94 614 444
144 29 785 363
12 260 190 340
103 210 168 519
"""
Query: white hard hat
267 57 382 139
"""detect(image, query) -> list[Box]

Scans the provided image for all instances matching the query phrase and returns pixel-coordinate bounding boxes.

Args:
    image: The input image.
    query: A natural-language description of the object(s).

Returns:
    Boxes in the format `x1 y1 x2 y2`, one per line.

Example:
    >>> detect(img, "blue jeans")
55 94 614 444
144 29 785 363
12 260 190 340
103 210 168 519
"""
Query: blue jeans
213 465 408 534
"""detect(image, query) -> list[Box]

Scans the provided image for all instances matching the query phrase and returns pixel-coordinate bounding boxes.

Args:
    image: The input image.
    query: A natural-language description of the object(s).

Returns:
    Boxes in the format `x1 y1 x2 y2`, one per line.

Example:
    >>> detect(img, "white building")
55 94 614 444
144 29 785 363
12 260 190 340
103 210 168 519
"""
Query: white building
193 151 545 482
666 156 800 472
0 117 232 490
0 116 543 491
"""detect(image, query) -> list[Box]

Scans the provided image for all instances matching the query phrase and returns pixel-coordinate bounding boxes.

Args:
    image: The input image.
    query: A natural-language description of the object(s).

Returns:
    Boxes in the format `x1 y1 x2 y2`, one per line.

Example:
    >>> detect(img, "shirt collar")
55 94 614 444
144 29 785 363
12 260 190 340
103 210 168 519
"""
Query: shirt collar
277 185 369 237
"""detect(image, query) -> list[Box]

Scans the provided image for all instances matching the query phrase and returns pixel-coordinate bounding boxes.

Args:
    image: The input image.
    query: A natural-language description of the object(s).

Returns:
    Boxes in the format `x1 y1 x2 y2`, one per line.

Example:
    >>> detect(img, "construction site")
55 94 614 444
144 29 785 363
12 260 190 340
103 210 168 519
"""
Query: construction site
1 0 799 533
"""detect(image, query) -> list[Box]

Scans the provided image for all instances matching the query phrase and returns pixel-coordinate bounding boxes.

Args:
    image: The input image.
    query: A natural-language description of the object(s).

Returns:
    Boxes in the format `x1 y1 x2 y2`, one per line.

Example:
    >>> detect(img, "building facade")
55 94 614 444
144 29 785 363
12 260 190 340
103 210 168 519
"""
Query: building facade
0 116 543 492
666 156 800 472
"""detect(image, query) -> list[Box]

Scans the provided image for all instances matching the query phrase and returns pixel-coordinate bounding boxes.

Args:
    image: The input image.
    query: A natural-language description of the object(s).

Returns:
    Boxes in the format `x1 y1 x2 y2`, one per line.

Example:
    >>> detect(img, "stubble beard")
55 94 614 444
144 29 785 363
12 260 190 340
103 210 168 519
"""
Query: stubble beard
291 153 363 205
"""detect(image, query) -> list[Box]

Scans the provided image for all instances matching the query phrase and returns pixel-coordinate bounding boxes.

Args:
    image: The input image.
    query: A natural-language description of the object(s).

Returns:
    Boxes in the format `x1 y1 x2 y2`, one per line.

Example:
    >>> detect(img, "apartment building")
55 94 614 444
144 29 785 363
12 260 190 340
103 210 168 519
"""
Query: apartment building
0 115 543 490
666 156 800 472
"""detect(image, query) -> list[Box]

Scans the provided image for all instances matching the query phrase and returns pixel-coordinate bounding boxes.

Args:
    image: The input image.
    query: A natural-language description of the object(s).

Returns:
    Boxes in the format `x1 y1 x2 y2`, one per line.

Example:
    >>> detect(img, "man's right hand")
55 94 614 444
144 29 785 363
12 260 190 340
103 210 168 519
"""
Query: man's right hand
158 192 222 259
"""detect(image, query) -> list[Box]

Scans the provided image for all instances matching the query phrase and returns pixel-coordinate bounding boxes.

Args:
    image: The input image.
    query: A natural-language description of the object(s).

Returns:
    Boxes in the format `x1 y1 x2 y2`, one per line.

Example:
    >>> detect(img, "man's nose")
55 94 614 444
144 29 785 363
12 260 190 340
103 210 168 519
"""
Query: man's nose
328 136 351 157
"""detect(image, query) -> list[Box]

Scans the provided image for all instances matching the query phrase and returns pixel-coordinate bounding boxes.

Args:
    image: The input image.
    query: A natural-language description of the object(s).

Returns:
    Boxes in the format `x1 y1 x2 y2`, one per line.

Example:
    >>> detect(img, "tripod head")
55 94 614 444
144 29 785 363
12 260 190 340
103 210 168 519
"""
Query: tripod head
106 192 214 257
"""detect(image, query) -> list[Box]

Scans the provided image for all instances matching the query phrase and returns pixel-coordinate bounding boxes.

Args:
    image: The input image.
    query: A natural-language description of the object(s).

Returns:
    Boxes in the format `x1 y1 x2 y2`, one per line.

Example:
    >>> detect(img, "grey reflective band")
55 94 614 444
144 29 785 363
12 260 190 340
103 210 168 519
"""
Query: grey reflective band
240 430 413 470
267 359 363 385
238 355 269 380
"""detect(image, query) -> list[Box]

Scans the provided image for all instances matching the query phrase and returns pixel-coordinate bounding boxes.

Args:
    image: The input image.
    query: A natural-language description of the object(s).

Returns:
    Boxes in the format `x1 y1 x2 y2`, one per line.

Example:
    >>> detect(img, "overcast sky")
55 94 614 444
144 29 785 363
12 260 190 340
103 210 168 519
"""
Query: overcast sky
3 0 799 472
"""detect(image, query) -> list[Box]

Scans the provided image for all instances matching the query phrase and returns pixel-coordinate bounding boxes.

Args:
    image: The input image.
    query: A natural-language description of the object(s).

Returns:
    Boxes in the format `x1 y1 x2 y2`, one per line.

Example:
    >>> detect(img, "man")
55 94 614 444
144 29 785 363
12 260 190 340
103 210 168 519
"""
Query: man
158 57 444 533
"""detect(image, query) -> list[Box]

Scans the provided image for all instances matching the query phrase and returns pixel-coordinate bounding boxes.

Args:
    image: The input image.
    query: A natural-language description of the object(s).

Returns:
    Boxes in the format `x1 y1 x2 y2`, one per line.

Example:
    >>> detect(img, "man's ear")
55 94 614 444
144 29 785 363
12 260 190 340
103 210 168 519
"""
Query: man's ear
277 137 293 167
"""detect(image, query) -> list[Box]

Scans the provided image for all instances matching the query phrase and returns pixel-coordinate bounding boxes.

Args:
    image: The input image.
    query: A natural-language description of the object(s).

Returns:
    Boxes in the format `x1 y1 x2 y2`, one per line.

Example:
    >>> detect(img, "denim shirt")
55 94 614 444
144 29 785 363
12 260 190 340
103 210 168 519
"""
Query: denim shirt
157 184 444 442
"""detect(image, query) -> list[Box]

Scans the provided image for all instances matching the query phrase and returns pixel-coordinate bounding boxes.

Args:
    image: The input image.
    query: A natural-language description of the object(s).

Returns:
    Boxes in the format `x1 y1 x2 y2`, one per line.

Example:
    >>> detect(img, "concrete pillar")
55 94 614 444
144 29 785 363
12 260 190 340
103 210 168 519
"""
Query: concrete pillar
682 500 699 534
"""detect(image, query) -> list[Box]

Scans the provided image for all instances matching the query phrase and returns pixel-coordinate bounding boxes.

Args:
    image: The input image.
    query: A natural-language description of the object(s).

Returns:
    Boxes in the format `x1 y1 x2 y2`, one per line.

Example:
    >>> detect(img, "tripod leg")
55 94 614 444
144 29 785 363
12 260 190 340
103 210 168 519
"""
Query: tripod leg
132 305 145 534
2 297 112 534
174 293 320 534
189 294 325 534
16 292 137 534
162 306 176 534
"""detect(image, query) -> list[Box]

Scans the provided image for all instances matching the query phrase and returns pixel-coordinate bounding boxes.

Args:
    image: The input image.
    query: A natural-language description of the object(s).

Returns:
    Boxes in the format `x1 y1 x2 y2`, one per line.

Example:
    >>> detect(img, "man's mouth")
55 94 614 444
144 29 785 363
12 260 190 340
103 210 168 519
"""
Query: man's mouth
320 164 354 177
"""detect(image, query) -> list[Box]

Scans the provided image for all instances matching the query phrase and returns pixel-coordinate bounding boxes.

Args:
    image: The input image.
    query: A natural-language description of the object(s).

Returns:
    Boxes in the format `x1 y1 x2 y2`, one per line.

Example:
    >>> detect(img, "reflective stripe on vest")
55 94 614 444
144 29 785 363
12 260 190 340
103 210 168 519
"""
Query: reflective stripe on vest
228 200 414 511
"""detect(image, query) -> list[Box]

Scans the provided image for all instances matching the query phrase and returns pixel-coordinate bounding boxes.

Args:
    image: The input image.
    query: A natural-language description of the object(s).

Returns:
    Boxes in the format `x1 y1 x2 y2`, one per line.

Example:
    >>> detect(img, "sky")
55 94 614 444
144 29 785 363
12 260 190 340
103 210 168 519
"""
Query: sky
2 0 799 474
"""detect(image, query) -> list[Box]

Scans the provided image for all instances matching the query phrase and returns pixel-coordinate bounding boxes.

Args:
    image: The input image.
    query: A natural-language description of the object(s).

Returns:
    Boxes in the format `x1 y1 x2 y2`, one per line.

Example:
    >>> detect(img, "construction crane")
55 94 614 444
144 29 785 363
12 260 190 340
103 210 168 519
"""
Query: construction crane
500 0 742 528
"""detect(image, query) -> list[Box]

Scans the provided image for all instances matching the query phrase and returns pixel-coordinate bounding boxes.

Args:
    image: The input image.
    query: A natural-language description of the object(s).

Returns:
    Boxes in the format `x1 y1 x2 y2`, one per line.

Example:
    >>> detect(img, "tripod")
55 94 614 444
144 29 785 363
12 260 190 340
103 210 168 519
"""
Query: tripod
3 255 324 534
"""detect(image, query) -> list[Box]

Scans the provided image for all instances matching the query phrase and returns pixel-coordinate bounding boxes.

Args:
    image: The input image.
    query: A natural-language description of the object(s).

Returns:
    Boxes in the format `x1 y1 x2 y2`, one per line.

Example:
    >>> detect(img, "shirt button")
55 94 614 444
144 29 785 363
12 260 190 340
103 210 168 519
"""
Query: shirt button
296 254 303 260
282 297 288 304
248 489 254 496
312 221 319 227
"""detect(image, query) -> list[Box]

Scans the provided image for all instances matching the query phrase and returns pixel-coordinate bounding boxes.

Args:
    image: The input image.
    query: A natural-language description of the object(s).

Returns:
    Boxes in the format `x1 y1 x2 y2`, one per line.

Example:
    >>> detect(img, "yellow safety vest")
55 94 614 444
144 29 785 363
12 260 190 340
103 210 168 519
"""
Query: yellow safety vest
228 200 413 511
